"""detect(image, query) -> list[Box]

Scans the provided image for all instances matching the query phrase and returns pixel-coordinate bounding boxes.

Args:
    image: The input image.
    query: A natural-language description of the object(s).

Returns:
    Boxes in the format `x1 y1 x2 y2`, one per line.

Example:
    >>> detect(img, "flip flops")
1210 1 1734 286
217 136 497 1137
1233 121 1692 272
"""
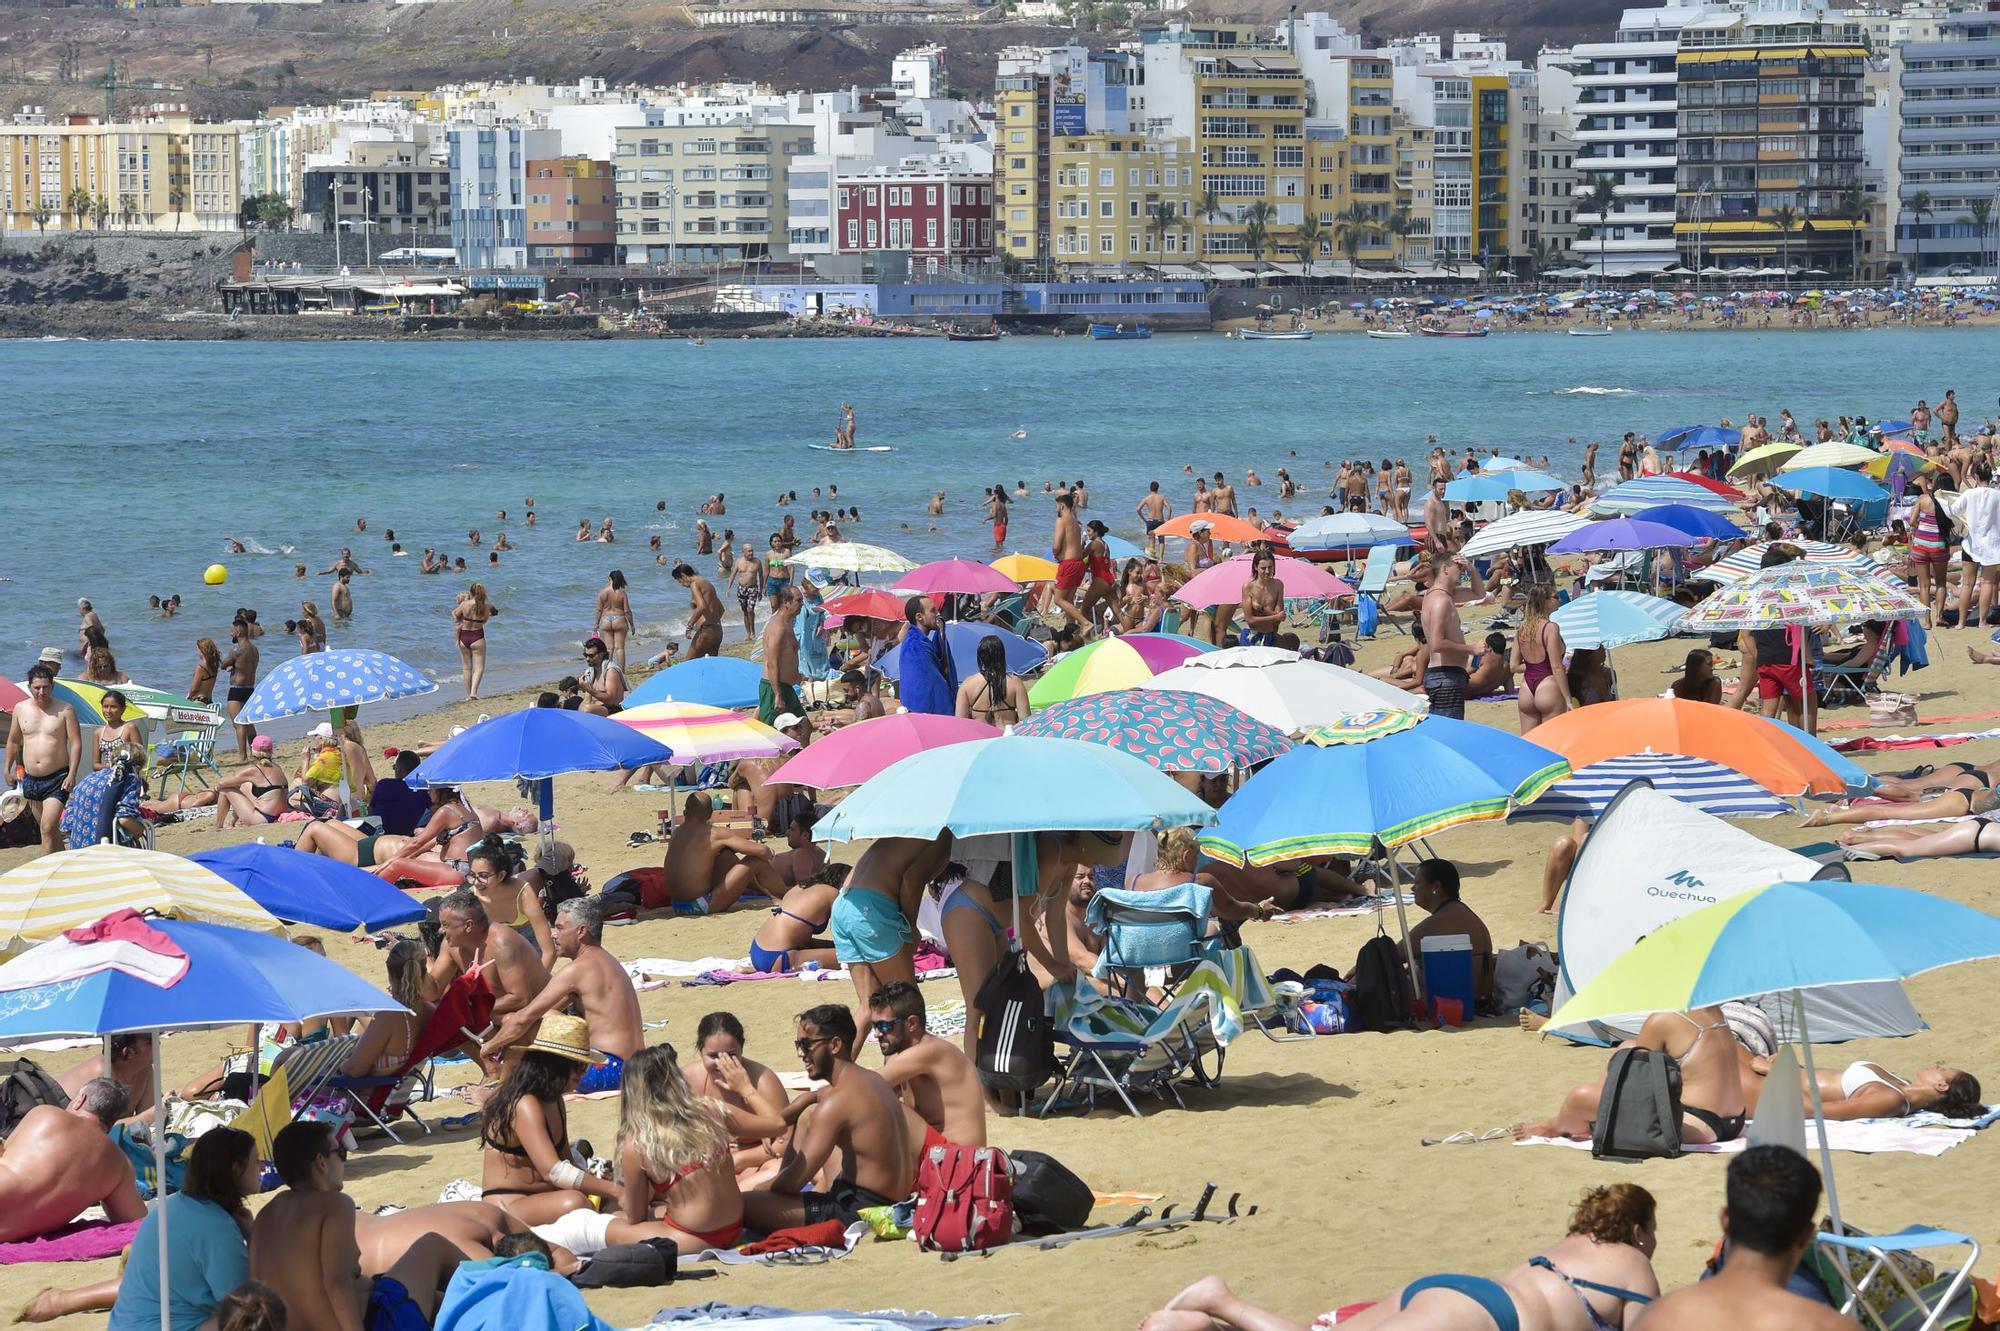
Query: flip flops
1421 1127 1511 1147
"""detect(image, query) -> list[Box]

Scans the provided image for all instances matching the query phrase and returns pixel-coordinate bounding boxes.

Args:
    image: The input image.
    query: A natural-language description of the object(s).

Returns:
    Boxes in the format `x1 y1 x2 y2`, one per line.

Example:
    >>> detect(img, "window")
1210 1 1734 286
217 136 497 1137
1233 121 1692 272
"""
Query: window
927 186 938 205
926 218 938 246
867 219 878 245
867 188 879 205
1099 169 1114 187
847 219 859 246
838 188 850 209
1100 233 1114 253
1100 200 1113 217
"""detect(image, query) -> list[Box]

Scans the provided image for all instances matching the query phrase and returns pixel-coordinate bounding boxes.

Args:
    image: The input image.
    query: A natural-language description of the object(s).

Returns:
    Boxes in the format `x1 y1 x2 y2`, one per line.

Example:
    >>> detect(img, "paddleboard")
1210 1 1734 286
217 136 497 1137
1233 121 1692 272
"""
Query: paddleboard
808 444 896 452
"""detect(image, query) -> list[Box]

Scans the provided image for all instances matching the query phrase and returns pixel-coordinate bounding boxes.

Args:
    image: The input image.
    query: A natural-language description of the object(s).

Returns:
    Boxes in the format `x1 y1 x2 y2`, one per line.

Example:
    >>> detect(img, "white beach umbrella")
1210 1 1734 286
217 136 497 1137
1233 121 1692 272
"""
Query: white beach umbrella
1147 646 1425 733
1460 509 1592 560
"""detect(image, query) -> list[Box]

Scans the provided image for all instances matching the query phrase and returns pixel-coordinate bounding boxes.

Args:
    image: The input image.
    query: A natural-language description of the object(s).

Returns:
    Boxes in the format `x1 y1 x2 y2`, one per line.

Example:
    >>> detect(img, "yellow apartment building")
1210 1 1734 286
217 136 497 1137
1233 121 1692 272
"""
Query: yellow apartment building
1049 133 1196 268
0 111 243 234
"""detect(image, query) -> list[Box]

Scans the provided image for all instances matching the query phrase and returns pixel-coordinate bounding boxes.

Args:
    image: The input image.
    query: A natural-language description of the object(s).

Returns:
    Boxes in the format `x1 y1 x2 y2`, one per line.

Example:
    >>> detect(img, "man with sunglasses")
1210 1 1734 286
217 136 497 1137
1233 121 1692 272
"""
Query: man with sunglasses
742 1004 918 1232
868 981 987 1149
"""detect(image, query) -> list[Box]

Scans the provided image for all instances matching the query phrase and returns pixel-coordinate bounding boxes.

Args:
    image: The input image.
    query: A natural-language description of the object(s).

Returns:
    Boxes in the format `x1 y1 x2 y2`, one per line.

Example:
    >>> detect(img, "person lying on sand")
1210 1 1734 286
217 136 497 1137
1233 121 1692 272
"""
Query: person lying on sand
0 1083 146 1244
1857 758 2000 804
1742 1056 1983 1121
1803 786 1998 829
1138 1182 1659 1331
1513 1006 1747 1145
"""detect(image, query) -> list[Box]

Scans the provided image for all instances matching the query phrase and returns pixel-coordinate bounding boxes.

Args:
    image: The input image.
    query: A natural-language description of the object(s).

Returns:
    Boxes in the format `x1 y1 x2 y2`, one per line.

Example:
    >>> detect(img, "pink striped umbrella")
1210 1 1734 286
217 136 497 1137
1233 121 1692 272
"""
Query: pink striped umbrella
894 559 1022 597
1172 555 1355 610
768 713 1000 789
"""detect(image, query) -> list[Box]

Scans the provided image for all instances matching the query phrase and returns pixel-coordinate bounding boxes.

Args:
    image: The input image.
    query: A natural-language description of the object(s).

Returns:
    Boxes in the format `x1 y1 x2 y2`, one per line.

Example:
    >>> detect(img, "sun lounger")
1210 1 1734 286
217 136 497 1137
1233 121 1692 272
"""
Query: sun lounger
1356 543 1404 637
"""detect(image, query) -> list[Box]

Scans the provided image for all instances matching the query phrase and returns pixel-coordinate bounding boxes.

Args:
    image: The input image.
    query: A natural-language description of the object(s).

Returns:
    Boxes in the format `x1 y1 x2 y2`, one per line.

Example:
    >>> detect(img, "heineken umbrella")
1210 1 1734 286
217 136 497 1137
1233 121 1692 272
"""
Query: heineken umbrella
49 680 221 729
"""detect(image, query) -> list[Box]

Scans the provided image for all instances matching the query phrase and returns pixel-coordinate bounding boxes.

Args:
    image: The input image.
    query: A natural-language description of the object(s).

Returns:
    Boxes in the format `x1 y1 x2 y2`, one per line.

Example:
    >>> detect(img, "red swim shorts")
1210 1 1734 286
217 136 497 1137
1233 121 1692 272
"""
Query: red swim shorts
1756 662 1803 700
1056 559 1086 592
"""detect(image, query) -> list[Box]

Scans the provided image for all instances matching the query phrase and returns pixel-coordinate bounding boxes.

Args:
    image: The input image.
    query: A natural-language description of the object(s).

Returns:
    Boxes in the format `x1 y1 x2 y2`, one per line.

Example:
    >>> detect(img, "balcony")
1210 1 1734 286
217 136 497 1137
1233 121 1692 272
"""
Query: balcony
1574 124 1678 143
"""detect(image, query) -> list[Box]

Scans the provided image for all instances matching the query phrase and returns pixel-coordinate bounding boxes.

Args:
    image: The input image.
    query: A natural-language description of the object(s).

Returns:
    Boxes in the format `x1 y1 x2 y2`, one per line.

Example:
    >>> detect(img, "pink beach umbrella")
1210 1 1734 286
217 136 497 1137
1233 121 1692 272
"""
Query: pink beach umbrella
767 712 1001 790
1173 555 1355 610
894 559 1023 598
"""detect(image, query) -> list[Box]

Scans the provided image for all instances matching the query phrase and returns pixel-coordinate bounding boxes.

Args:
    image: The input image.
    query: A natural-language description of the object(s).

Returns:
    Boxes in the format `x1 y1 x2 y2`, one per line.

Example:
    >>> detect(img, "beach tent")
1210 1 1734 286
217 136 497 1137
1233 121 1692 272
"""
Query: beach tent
1548 783 1920 1046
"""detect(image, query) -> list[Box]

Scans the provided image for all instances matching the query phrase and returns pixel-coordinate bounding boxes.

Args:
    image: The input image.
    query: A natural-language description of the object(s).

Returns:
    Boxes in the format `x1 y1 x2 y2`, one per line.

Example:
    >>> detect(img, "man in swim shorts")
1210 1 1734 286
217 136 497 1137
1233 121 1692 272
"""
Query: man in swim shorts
830 833 952 1012
985 485 1010 554
480 897 640 1091
1050 491 1088 628
758 586 809 736
1419 555 1476 720
4 663 82 855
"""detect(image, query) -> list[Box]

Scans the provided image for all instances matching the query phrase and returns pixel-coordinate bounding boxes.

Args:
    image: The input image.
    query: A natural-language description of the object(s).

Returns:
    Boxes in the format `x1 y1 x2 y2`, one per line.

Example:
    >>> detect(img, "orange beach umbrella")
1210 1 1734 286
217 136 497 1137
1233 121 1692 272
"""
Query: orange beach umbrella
1152 513 1285 545
1525 698 1843 797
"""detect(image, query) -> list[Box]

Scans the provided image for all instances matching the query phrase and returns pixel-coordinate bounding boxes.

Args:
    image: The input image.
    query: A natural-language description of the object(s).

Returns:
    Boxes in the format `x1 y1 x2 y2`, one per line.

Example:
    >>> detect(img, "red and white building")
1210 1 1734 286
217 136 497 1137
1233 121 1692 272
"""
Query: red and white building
834 152 996 260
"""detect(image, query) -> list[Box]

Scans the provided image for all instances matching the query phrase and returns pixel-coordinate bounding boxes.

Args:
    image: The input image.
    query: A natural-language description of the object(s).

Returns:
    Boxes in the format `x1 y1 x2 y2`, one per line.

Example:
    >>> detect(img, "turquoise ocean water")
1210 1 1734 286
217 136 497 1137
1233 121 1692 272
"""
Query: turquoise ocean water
3 329 1994 714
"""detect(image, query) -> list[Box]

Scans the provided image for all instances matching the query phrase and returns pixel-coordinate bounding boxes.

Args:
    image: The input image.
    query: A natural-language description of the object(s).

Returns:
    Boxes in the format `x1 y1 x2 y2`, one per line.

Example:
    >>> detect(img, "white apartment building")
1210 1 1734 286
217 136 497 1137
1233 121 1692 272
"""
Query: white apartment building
1567 5 1700 273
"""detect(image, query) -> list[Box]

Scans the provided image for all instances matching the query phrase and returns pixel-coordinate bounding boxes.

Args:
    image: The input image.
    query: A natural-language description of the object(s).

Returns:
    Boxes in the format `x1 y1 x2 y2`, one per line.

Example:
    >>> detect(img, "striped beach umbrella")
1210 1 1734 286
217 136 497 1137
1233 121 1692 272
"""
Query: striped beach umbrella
612 700 797 763
1459 509 1591 559
1013 689 1293 773
0 845 283 957
1692 540 1884 586
1780 441 1880 472
1519 754 1789 822
1592 477 1738 516
1550 590 1686 649
1028 633 1213 707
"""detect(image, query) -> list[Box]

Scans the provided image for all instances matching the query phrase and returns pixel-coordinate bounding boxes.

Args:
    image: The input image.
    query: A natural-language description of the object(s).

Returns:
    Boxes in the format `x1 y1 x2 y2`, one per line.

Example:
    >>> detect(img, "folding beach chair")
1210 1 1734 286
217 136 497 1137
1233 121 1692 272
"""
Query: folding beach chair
1355 543 1404 637
1196 936 1312 1043
1088 883 1210 1001
1039 978 1229 1118
325 1059 436 1145
152 719 225 802
1814 633 1896 707
271 1034 360 1111
1813 1225 1981 1331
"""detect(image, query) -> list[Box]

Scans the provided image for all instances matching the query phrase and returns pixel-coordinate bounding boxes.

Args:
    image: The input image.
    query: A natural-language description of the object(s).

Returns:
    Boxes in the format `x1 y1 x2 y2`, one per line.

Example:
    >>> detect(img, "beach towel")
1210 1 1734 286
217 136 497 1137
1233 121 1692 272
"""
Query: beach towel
678 1220 869 1266
628 958 750 982
1271 893 1415 923
1516 1117 1977 1157
433 1256 615 1331
0 1217 142 1264
1832 728 2000 752
645 1304 1010 1330
1821 710 2000 733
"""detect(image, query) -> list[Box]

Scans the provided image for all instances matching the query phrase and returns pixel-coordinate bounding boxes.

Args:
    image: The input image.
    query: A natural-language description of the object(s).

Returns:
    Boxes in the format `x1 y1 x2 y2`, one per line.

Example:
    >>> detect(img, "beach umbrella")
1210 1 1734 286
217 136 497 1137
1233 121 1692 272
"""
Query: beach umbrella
1629 503 1743 541
1028 633 1214 707
767 713 999 790
0 845 283 957
0 910 406 1331
1548 517 1697 554
1443 473 1517 503
821 589 909 624
1657 425 1742 450
1549 590 1686 649
990 553 1058 583
1198 711 1569 863
895 559 1022 598
188 843 425 932
1726 441 1804 477
1148 646 1422 731
237 649 435 727
1770 718 1876 796
1663 472 1746 500
613 701 795 764
1286 512 1413 551
1693 540 1884 586
1173 554 1353 609
875 621 1048 683
1093 534 1148 563
1485 470 1567 494
1013 689 1294 774
0 679 26 712
1544 879 2000 1226
1152 513 1280 545
1781 442 1880 472
1518 755 1788 822
1459 510 1591 559
1593 477 1738 515
812 735 1217 843
786 542 917 574
48 680 220 728
1684 562 1923 633
625 656 762 710
1525 698 1844 797
1480 456 1533 471
1873 419 1917 437
1776 468 1888 503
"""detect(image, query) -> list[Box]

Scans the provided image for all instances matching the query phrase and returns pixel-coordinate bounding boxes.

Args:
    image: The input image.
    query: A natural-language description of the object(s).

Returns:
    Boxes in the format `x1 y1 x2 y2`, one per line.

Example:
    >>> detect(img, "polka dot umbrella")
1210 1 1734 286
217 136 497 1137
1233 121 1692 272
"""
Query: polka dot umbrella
1012 688 1294 774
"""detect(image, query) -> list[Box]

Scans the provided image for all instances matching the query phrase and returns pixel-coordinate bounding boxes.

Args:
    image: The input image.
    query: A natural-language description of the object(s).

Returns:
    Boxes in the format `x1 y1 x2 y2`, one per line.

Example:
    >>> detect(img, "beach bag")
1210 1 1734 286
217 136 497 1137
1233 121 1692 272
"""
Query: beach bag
912 1142 1014 1253
1591 1048 1683 1161
594 875 643 923
570 1239 678 1288
1346 934 1412 1033
0 1058 70 1139
975 948 1053 1095
1494 942 1558 1013
1008 1149 1093 1236
1869 692 1918 727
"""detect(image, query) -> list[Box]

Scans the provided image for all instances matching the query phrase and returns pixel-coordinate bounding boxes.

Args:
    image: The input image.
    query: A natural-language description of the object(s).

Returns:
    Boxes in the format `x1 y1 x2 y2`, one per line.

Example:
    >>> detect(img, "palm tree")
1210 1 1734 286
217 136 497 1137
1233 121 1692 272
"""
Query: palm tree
1907 189 1933 273
1964 197 1993 276
1385 207 1413 269
170 189 187 232
118 193 137 232
1531 237 1562 284
1583 175 1620 280
1198 187 1223 227
65 185 90 230
1333 201 1371 279
29 201 51 236
1771 203 1800 289
1147 201 1178 266
1241 200 1275 277
90 193 110 230
1836 184 1866 280
1294 213 1325 279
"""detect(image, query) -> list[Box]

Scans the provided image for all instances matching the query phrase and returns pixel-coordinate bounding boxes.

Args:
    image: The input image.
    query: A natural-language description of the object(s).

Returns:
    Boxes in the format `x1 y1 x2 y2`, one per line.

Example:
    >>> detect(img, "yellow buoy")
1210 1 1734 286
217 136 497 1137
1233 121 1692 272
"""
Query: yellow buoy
203 564 228 586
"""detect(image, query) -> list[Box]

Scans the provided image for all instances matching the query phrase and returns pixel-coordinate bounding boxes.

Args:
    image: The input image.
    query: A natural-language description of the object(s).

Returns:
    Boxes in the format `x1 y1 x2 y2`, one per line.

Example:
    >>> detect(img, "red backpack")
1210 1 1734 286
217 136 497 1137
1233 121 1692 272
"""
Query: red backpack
911 1143 1014 1253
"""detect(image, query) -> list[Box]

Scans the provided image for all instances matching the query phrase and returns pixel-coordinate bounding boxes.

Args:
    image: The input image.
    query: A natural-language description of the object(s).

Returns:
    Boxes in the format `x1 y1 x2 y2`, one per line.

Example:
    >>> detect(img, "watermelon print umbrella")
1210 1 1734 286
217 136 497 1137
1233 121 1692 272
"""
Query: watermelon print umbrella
1011 688 1294 773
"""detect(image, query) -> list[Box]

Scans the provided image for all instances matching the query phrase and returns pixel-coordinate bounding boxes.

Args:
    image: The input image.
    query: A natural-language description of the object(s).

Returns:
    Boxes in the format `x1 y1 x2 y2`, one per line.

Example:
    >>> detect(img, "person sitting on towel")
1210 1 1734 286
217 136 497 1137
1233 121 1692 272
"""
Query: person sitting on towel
1137 1182 1659 1331
868 981 987 1150
1512 1006 1748 1146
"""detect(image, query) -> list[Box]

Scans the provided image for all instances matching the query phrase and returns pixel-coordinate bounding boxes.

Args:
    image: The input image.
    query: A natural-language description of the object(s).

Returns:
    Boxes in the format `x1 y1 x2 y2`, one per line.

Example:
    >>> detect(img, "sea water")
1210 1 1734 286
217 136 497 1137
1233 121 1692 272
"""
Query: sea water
2 330 1992 710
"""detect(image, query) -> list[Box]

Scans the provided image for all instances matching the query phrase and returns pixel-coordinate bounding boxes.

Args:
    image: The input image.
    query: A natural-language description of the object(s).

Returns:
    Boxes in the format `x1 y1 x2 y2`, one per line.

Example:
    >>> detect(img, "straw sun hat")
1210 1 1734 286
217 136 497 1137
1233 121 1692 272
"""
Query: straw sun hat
528 1014 605 1066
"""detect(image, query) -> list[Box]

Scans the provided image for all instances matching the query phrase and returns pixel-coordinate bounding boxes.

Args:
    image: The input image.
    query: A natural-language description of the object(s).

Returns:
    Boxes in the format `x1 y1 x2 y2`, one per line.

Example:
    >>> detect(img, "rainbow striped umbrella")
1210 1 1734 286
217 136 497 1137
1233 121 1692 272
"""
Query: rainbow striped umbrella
1692 540 1885 586
1013 689 1293 773
1027 633 1214 706
612 701 797 763
0 845 283 957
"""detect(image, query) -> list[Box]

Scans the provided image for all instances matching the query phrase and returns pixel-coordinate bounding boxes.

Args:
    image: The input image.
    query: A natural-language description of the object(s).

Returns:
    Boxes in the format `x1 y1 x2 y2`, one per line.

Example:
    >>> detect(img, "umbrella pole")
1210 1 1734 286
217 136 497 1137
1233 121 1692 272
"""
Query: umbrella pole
153 1032 169 1331
331 707 353 817
1387 851 1424 1004
537 779 555 866
1793 989 1844 1232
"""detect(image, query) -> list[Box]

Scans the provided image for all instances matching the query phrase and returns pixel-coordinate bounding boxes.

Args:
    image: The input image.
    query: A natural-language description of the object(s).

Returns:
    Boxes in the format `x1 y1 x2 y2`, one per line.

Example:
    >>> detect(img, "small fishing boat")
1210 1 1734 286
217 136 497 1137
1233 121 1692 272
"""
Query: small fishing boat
1238 329 1313 341
1366 328 1413 340
1088 323 1152 340
1417 325 1490 339
1567 328 1613 338
946 327 1002 342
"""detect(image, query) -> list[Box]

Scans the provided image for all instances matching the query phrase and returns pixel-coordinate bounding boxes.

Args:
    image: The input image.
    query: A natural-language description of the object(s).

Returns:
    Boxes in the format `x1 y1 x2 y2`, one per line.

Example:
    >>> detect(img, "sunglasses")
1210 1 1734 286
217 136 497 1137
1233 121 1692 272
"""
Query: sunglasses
870 1019 900 1036
322 1144 349 1161
793 1035 832 1054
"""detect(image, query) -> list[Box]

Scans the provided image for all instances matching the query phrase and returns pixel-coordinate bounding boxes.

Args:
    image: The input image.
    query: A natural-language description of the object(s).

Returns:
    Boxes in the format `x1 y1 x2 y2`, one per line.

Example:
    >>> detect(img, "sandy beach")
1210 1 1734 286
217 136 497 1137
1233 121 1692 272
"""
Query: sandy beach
3 616 1996 1330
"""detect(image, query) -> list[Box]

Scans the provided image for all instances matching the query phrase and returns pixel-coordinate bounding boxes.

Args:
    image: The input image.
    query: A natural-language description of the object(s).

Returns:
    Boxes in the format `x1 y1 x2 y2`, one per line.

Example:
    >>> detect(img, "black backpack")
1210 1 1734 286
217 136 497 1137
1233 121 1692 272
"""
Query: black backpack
1 1058 71 1139
1008 1149 1094 1236
1346 934 1413 1033
975 948 1053 1095
1592 1047 1684 1161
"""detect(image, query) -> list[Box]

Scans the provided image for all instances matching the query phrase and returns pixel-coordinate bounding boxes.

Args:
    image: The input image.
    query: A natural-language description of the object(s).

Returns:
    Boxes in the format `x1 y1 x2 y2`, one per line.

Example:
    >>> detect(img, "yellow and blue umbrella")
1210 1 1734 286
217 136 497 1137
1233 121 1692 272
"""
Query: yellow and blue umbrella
49 679 220 728
1027 633 1213 707
0 845 283 957
1198 712 1569 864
1013 689 1293 774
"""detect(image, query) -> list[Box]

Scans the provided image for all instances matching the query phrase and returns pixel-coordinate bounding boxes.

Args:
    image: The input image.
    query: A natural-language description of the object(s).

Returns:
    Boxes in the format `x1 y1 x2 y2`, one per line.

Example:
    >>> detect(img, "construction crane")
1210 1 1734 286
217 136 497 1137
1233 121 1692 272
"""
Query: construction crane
0 58 182 123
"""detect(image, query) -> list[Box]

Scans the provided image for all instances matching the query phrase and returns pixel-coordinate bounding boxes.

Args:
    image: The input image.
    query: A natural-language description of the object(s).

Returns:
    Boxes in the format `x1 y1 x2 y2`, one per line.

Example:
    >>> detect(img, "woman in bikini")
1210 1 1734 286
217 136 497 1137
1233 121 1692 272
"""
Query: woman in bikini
92 691 144 771
188 637 222 705
1803 785 2000 830
297 601 327 654
1744 1057 1983 1121
954 634 1030 727
747 880 839 974
1511 585 1573 734
1831 806 2000 862
928 862 1011 1061
681 1012 793 1184
294 787 503 885
465 836 556 971
1514 1005 1747 1146
594 571 635 673
479 1021 616 1225
1140 1183 1658 1331
1848 758 2000 804
453 584 495 701
213 736 293 828
615 1045 748 1253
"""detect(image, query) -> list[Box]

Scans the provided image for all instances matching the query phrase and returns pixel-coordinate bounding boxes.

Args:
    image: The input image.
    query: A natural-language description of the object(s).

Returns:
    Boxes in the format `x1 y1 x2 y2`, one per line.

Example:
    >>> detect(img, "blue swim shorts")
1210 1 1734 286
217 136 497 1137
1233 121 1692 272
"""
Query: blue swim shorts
829 887 910 965
576 1052 624 1095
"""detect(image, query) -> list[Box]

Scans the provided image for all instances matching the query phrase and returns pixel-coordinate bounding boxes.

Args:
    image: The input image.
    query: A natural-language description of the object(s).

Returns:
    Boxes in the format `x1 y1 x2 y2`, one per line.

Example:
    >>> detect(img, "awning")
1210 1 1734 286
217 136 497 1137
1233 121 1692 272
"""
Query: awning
1202 263 1254 280
1810 47 1869 57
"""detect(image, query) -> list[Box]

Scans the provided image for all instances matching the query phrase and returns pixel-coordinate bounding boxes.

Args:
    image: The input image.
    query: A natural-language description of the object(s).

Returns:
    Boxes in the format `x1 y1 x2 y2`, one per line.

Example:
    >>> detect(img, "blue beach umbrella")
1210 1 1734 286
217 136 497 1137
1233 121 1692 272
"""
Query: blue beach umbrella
1777 468 1888 502
189 843 425 931
1443 474 1516 503
1873 419 1916 437
1657 424 1743 451
1050 536 1144 563
1593 476 1738 515
1549 518 1696 554
626 656 761 710
237 649 436 726
1483 470 1567 494
1549 590 1686 649
876 621 1048 683
1630 503 1744 541
1770 718 1877 796
1519 755 1789 822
